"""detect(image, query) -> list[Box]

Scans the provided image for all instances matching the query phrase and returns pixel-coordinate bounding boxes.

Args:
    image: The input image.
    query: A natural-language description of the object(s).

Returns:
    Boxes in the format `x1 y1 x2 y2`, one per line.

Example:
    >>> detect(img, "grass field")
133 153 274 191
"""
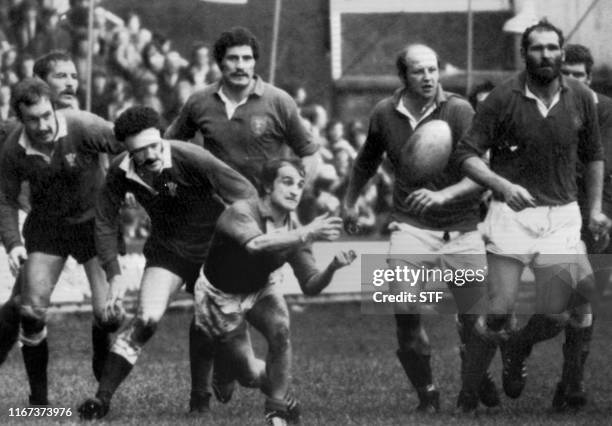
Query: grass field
1 303 612 425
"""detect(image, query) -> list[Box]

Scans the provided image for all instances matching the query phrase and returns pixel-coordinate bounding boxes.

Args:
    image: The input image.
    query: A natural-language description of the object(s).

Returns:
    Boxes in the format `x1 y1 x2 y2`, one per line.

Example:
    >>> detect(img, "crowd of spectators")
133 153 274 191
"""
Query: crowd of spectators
0 0 222 126
291 85 393 235
0 0 395 237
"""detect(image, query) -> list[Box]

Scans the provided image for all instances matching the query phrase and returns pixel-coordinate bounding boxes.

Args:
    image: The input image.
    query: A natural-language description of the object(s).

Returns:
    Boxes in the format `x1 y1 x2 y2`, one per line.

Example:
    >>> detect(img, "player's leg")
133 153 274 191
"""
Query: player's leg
20 252 66 405
189 315 216 413
552 259 596 410
0 272 23 365
477 253 525 400
84 256 122 382
78 267 183 419
212 323 266 402
246 291 299 424
388 256 438 413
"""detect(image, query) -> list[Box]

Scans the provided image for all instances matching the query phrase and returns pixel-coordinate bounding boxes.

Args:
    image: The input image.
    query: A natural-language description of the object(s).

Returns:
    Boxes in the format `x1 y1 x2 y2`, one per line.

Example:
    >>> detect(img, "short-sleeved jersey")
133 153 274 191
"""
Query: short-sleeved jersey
204 198 319 294
350 86 480 231
0 109 122 251
164 76 318 187
96 141 257 279
455 71 603 206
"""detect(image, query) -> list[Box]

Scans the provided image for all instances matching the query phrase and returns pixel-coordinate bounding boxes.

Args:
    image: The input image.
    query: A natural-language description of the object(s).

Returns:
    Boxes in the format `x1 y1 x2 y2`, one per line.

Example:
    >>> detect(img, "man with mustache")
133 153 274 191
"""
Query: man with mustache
77 105 256 420
165 26 319 414
343 43 494 413
0 51 119 391
33 50 79 110
165 26 318 191
0 78 125 405
454 21 606 411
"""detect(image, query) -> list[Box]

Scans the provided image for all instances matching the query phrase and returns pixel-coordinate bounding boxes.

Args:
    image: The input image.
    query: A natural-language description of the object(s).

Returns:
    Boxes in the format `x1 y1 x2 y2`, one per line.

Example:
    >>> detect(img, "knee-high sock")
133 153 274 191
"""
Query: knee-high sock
0 298 20 365
96 352 133 404
189 317 215 398
22 340 49 403
515 314 563 354
92 322 113 382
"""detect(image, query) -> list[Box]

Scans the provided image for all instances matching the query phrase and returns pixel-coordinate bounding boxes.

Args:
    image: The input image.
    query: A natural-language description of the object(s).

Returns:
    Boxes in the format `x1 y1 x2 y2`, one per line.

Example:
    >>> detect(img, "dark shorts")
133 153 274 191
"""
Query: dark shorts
144 242 202 293
23 217 97 264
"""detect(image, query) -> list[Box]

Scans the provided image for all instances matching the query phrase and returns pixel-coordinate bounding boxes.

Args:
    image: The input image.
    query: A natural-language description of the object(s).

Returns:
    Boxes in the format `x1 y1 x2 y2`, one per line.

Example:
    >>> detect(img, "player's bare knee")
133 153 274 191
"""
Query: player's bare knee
267 325 290 353
19 305 47 345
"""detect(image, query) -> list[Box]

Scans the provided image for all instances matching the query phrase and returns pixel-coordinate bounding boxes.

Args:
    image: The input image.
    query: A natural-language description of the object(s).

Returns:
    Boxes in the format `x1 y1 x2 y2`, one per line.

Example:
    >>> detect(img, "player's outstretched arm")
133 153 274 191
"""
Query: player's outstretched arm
245 214 343 254
297 250 357 296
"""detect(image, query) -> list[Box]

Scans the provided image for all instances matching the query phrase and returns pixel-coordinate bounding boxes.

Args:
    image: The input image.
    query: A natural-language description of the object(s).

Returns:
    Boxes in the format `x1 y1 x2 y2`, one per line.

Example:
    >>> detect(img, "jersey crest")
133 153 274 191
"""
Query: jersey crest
250 116 268 136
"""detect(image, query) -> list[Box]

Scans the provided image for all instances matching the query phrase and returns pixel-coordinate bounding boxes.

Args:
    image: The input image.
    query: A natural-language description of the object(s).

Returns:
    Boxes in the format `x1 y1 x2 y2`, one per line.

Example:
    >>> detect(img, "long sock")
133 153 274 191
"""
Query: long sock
0 298 20 365
96 352 133 404
515 314 563 353
92 323 112 382
22 340 49 404
396 350 432 391
189 317 215 398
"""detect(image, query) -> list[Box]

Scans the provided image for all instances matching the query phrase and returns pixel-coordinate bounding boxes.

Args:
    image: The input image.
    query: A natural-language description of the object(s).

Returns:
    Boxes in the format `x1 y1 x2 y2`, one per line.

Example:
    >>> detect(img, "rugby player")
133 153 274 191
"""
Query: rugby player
0 78 125 405
77 105 256 419
454 21 606 410
194 158 355 425
344 43 495 413
0 51 81 368
550 43 612 410
165 26 320 414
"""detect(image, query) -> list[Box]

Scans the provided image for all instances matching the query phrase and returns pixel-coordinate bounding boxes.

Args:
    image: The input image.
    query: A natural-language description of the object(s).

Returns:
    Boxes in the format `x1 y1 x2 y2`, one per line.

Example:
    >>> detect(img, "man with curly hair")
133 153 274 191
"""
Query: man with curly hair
77 105 256 420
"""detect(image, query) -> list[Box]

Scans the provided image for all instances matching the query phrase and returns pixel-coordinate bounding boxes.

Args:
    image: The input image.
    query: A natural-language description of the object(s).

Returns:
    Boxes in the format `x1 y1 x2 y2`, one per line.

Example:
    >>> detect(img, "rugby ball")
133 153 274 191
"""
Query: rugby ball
400 119 453 183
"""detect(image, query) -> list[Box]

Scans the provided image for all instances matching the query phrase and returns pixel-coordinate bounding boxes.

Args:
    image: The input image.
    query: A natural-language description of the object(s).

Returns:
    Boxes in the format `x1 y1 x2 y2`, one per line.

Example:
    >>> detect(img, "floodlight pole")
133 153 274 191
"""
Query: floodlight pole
466 0 473 95
269 0 282 85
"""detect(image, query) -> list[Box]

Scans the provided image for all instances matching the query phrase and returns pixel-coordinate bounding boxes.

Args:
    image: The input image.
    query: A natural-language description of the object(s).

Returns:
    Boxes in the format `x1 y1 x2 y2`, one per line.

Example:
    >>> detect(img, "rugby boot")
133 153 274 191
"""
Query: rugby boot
265 396 300 425
78 397 110 420
416 386 440 413
478 371 501 408
500 338 529 399
188 391 211 414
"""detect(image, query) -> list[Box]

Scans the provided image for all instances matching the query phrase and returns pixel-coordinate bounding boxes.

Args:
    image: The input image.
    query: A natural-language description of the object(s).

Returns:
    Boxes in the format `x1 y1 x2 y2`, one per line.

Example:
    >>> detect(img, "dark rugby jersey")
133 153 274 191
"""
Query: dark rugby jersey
165 76 318 187
576 92 612 218
350 86 481 231
0 109 122 251
96 140 256 279
455 71 603 206
204 197 318 294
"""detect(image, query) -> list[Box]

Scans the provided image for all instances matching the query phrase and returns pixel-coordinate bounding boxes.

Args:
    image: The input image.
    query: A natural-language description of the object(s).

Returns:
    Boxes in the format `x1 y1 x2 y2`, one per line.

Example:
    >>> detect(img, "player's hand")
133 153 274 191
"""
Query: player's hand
124 192 137 208
331 250 357 270
588 210 612 247
405 188 449 216
501 183 536 211
302 213 344 242
8 246 27 277
103 275 127 324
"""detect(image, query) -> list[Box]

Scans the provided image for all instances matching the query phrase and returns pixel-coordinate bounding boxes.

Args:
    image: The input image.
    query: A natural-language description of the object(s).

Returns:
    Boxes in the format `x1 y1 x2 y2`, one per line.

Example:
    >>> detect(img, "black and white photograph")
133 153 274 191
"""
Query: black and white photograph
1 0 612 425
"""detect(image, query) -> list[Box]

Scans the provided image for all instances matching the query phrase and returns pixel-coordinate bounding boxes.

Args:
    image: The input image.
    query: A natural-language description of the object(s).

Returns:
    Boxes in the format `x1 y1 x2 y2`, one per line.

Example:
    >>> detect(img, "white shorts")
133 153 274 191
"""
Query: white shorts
193 270 281 339
386 222 488 313
387 221 486 271
480 200 589 270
